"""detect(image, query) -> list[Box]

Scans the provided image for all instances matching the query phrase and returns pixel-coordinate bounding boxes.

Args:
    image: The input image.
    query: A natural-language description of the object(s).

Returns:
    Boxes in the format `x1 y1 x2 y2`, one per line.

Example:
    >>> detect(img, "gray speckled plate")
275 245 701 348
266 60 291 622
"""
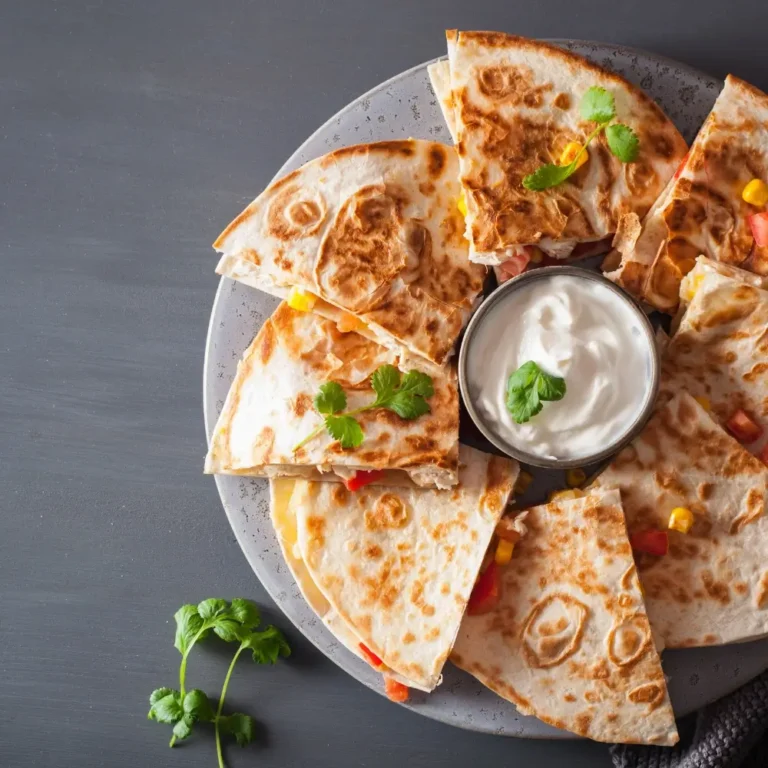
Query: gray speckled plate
203 42 768 738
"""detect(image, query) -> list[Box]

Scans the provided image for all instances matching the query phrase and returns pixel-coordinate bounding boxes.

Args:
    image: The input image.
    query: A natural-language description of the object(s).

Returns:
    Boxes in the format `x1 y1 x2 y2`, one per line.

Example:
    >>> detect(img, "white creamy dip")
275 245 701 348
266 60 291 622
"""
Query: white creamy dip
467 274 652 460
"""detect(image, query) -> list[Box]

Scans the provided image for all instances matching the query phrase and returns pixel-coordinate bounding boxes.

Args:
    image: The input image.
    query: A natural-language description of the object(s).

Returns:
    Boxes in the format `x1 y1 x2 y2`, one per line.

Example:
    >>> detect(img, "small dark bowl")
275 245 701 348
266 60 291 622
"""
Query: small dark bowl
458 266 660 469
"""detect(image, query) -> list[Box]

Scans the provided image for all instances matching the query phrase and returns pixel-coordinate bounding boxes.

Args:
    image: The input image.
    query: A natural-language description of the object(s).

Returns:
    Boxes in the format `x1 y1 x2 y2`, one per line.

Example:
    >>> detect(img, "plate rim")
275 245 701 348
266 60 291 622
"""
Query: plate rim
203 41 767 740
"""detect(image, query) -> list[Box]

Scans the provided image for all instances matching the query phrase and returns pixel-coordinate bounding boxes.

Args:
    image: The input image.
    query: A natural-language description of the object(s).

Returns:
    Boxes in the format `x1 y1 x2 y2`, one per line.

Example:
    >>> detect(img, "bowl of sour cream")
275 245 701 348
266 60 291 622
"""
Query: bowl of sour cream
459 266 660 469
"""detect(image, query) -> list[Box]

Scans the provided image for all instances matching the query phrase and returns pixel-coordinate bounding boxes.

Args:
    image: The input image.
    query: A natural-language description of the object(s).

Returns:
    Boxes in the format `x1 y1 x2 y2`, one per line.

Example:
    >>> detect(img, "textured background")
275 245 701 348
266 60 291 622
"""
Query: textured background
3 2 767 767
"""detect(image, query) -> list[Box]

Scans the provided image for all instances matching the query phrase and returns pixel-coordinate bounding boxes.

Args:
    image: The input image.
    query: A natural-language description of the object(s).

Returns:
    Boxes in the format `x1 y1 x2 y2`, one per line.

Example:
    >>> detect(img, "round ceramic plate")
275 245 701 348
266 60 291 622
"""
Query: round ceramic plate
203 41 768 738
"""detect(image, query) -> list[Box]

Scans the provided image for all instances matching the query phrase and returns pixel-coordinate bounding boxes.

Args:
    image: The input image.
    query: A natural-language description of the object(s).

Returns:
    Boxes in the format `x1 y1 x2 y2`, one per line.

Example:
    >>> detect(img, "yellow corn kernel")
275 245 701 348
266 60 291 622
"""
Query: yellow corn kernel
668 507 694 534
566 468 587 488
457 192 468 217
694 395 711 412
287 287 317 313
336 312 365 334
549 489 583 503
514 470 533 495
528 248 543 264
742 178 768 207
684 272 706 302
559 142 588 170
495 538 515 566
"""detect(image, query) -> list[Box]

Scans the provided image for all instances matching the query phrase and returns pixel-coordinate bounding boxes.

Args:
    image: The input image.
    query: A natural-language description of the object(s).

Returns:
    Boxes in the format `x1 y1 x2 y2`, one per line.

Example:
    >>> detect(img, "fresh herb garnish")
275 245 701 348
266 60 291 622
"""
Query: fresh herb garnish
148 598 290 767
292 364 434 451
506 361 566 424
523 86 640 191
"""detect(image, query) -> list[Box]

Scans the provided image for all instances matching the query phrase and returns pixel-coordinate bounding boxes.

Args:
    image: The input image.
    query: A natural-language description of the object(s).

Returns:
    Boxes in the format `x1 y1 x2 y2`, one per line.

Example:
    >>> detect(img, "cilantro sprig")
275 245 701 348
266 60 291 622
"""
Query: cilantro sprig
506 361 566 424
148 598 290 767
292 364 434 451
523 86 640 191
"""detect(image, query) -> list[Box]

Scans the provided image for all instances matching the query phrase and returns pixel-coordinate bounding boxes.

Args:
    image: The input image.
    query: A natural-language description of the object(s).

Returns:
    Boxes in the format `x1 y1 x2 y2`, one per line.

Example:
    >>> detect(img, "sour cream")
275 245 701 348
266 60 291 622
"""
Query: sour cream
465 274 654 461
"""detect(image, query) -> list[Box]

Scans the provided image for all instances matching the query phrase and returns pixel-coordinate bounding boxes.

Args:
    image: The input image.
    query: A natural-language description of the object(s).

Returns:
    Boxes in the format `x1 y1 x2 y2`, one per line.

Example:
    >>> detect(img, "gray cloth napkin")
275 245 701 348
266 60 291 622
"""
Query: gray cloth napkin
611 670 768 768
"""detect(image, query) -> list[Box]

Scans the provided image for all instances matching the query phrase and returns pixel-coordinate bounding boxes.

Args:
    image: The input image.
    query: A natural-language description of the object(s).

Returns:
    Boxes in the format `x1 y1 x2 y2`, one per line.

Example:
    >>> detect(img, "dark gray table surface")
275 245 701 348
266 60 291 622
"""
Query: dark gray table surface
3 2 767 766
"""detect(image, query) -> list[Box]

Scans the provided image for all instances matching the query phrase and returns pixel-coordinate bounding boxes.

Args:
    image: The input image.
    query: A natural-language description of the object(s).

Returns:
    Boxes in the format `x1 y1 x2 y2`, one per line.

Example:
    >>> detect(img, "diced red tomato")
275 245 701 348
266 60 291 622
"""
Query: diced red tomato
384 676 410 703
759 442 768 466
467 561 502 615
726 409 764 444
673 152 690 180
748 212 768 247
498 251 530 281
630 529 669 557
359 643 384 669
345 470 386 491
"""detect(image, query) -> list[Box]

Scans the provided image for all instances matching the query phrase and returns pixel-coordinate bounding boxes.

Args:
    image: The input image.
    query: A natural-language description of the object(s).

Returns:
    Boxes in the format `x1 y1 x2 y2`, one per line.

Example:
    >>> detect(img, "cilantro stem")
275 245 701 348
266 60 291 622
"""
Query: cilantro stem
214 644 246 768
291 404 373 452
169 625 209 748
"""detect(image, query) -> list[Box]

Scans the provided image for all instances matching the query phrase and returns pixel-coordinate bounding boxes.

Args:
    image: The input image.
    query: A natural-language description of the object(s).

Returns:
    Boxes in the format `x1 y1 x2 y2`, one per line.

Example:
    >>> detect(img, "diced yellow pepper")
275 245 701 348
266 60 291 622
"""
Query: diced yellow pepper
287 287 317 313
566 468 587 488
668 507 694 534
559 142 588 170
742 179 768 207
694 395 711 412
684 272 706 302
336 312 365 334
494 538 515 566
514 470 533 495
457 192 468 217
549 489 583 503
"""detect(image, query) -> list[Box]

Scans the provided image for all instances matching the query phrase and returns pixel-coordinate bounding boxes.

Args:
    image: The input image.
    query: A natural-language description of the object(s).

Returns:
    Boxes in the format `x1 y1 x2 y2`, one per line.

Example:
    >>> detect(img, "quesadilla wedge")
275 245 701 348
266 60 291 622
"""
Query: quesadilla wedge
595 393 768 648
607 75 768 311
440 31 686 266
214 139 486 367
280 446 518 692
205 302 460 488
451 488 678 745
660 268 768 457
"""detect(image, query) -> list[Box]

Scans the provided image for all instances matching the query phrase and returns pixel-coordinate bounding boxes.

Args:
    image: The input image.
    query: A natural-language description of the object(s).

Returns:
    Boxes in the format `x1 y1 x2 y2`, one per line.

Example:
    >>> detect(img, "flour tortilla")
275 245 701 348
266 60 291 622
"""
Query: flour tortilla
660 268 768 457
451 488 678 745
205 302 460 488
595 393 768 648
428 60 458 142
214 139 486 367
442 31 687 265
607 76 768 312
290 445 518 691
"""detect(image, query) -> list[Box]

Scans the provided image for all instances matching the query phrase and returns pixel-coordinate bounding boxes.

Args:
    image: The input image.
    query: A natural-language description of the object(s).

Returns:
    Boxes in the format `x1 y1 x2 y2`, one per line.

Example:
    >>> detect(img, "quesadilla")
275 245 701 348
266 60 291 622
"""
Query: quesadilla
214 139 486 367
660 267 768 457
607 75 768 311
437 31 686 267
205 302 460 488
451 488 678 745
595 393 768 648
273 446 519 692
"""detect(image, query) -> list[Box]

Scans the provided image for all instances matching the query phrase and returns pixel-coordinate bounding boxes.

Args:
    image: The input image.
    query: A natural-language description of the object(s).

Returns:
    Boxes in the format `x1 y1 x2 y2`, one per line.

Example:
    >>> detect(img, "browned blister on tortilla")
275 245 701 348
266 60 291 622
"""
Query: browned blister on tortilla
595 393 768 648
607 76 768 311
214 140 486 367
451 488 678 745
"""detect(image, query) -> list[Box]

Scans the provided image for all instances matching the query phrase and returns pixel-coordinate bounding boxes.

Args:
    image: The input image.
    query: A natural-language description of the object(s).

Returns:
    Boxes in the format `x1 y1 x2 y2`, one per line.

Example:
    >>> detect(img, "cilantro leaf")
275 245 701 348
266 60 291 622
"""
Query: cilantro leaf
605 123 639 162
149 687 176 707
398 370 434 399
183 689 215 722
172 715 195 741
580 86 615 123
213 618 244 643
523 162 579 191
386 391 431 420
219 713 255 747
506 361 566 424
197 598 228 621
371 364 401 400
243 625 292 664
148 691 183 724
537 372 567 401
325 414 364 449
174 605 204 655
229 598 260 629
314 381 346 415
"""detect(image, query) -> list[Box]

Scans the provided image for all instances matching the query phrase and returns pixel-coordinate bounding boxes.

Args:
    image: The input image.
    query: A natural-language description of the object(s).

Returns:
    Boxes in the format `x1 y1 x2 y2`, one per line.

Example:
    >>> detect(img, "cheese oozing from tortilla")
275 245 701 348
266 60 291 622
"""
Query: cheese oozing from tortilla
466 275 654 460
